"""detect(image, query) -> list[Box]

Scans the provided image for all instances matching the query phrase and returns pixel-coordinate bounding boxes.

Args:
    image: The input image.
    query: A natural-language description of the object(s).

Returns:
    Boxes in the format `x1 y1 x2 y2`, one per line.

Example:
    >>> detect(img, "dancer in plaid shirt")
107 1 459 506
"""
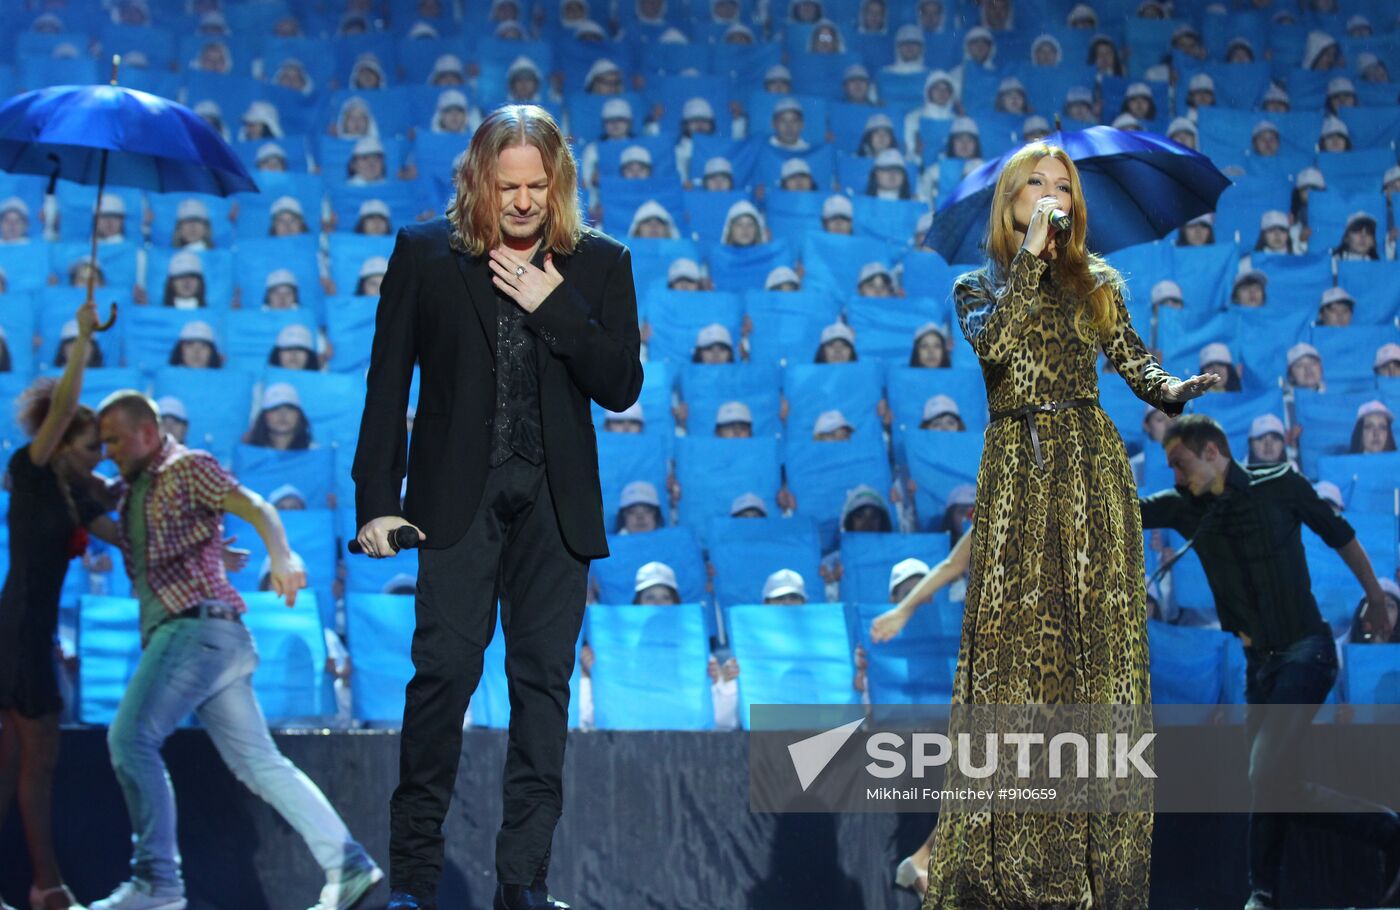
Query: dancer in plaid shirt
88 392 382 910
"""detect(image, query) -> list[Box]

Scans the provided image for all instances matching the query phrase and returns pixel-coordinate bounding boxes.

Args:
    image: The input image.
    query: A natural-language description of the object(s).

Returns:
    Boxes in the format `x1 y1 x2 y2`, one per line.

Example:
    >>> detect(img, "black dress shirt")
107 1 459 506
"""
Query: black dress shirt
1139 460 1356 651
489 271 545 467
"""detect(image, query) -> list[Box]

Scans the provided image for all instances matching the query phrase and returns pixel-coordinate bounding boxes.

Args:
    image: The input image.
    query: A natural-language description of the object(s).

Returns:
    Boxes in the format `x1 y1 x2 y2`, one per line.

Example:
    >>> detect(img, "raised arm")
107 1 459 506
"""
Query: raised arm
31 301 100 467
954 249 1048 365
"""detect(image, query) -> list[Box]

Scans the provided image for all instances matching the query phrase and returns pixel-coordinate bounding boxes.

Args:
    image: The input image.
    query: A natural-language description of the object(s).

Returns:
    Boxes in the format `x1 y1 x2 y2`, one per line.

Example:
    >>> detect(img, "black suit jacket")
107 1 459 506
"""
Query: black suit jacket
352 217 642 558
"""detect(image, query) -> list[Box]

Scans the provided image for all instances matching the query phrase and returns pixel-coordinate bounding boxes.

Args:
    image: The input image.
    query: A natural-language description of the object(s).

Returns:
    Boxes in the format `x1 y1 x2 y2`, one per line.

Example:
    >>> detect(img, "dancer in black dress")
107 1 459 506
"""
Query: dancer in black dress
0 301 113 910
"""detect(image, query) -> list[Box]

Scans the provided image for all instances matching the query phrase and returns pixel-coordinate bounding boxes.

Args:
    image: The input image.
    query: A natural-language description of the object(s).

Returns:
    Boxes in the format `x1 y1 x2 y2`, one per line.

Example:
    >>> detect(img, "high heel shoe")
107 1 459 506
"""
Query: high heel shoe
29 885 86 910
894 857 929 897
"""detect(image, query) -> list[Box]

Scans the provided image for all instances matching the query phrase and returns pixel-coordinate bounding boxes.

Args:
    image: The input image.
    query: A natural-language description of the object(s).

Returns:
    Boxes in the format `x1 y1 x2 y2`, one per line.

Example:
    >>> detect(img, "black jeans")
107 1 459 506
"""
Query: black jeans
1245 627 1400 896
390 455 588 893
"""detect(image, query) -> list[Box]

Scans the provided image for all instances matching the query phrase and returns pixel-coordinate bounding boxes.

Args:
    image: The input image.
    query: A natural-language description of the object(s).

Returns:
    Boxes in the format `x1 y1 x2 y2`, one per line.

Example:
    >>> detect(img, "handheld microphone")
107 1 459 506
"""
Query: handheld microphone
348 525 422 555
1049 209 1072 232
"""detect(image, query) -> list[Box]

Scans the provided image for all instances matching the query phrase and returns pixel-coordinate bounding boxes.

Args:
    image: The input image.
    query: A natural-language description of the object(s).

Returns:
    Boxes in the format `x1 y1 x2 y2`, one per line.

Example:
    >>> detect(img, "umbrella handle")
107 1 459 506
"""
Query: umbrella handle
94 302 118 332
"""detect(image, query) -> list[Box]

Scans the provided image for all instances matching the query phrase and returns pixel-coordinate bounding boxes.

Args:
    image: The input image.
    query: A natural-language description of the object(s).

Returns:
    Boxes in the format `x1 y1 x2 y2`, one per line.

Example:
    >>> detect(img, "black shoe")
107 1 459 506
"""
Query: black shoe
387 890 437 910
492 883 571 910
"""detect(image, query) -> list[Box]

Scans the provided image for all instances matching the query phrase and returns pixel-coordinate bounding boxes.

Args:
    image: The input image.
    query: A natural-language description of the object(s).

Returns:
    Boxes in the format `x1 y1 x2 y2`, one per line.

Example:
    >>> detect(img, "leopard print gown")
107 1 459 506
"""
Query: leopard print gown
922 248 1181 909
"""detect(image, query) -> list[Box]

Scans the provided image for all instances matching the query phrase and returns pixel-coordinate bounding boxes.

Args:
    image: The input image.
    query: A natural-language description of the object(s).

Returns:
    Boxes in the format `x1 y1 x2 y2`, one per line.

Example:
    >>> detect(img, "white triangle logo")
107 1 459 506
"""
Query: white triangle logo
787 717 865 792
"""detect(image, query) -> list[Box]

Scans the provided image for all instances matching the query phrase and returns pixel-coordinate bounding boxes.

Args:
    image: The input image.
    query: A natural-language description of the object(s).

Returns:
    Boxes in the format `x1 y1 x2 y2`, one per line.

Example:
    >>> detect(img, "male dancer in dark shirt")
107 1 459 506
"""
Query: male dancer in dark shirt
1141 414 1400 910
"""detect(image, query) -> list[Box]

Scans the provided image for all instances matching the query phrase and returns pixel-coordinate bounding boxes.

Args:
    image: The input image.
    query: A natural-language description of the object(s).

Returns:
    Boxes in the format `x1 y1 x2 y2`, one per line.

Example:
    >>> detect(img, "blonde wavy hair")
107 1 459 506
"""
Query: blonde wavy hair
446 104 583 257
984 142 1121 340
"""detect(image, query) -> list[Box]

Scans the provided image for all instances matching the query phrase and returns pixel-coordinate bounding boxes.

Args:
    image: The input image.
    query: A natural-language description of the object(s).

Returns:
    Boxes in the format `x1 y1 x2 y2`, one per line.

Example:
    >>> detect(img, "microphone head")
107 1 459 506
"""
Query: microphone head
392 525 422 550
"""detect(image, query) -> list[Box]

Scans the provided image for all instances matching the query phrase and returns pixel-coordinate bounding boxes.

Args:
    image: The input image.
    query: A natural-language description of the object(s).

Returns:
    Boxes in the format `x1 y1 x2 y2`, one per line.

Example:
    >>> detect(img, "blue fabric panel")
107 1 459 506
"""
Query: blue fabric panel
674 435 782 531
46 241 139 292
327 234 396 297
150 367 256 462
259 367 364 449
678 363 784 438
587 604 716 731
743 288 842 368
1146 620 1227 705
683 190 753 246
644 289 744 367
905 430 982 533
146 247 237 311
591 526 709 610
595 430 671 529
231 172 325 240
783 434 891 549
799 232 894 298
764 188 827 242
1317 452 1400 516
233 236 324 317
783 360 884 440
1293 388 1380 475
230 444 335 510
1337 261 1400 325
1341 644 1400 704
838 532 949 606
851 196 929 247
707 239 797 291
844 294 944 362
728 603 858 728
325 296 379 375
1309 326 1400 391
708 517 824 608
225 309 319 373
125 308 227 373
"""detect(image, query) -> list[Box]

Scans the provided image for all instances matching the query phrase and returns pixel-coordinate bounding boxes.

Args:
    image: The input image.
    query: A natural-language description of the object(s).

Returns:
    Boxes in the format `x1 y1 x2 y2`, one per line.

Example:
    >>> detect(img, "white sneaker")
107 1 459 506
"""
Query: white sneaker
89 881 185 910
307 860 384 910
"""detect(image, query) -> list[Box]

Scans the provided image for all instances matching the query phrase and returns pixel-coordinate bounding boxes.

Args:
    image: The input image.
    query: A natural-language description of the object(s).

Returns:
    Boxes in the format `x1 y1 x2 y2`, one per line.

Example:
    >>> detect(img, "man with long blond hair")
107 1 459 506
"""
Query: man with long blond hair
918 142 1219 909
351 105 642 910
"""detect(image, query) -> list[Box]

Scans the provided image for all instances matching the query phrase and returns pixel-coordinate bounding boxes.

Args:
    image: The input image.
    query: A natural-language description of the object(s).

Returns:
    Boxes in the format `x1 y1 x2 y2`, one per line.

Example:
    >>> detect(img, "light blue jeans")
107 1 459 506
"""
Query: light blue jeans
107 616 363 890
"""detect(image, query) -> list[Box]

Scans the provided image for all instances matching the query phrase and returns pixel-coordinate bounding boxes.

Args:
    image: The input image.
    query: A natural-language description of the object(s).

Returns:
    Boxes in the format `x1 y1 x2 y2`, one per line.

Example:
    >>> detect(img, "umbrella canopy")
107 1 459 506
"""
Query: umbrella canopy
925 125 1231 265
0 83 257 196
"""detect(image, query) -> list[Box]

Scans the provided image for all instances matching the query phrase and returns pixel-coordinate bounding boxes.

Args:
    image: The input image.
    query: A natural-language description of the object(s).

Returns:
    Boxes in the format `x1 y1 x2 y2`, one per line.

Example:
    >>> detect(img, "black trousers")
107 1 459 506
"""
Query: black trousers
390 455 588 893
1245 627 1400 897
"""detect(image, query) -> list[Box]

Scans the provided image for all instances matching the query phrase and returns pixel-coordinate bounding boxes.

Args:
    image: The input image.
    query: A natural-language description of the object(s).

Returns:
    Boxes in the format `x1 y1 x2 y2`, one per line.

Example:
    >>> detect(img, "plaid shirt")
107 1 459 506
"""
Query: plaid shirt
115 436 245 618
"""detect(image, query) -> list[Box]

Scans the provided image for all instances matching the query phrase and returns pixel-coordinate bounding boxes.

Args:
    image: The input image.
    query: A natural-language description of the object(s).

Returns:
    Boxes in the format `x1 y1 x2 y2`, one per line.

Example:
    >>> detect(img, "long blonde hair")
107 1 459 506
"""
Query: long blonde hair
446 104 583 257
984 142 1120 340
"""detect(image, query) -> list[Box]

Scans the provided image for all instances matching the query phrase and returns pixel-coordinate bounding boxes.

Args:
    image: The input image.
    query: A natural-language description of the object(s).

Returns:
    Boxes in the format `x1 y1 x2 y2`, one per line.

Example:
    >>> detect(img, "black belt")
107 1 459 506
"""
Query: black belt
172 602 241 623
989 397 1097 471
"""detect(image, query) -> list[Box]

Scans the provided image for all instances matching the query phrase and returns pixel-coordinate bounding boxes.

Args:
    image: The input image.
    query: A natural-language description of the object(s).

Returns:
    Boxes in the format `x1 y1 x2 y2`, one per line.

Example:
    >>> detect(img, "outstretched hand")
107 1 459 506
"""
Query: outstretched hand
1160 372 1222 403
488 248 564 314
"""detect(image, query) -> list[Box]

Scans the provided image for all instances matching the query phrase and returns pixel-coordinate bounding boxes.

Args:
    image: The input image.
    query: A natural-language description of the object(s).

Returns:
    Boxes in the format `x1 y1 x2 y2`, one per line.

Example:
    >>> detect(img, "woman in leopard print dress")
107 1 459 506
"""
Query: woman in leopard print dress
921 143 1219 909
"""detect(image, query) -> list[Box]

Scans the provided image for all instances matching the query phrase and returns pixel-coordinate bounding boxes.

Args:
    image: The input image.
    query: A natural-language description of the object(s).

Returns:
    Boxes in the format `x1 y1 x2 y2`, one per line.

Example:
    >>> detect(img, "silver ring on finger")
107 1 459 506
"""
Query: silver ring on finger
514 264 526 277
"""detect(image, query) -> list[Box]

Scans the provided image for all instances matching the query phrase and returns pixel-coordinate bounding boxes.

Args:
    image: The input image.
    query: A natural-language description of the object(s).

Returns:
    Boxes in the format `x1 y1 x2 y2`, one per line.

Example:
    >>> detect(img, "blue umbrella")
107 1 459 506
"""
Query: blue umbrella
924 125 1231 265
0 66 258 318
0 82 257 197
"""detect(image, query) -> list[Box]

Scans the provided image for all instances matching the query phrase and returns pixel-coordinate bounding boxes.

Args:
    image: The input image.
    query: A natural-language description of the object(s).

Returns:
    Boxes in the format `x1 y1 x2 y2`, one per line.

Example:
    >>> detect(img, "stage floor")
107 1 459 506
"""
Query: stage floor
1 727 1392 909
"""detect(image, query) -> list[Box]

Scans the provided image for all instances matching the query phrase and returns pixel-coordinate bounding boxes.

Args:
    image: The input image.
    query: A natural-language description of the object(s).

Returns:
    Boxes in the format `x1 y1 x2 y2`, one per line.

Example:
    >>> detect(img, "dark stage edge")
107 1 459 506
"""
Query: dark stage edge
1 728 1394 910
